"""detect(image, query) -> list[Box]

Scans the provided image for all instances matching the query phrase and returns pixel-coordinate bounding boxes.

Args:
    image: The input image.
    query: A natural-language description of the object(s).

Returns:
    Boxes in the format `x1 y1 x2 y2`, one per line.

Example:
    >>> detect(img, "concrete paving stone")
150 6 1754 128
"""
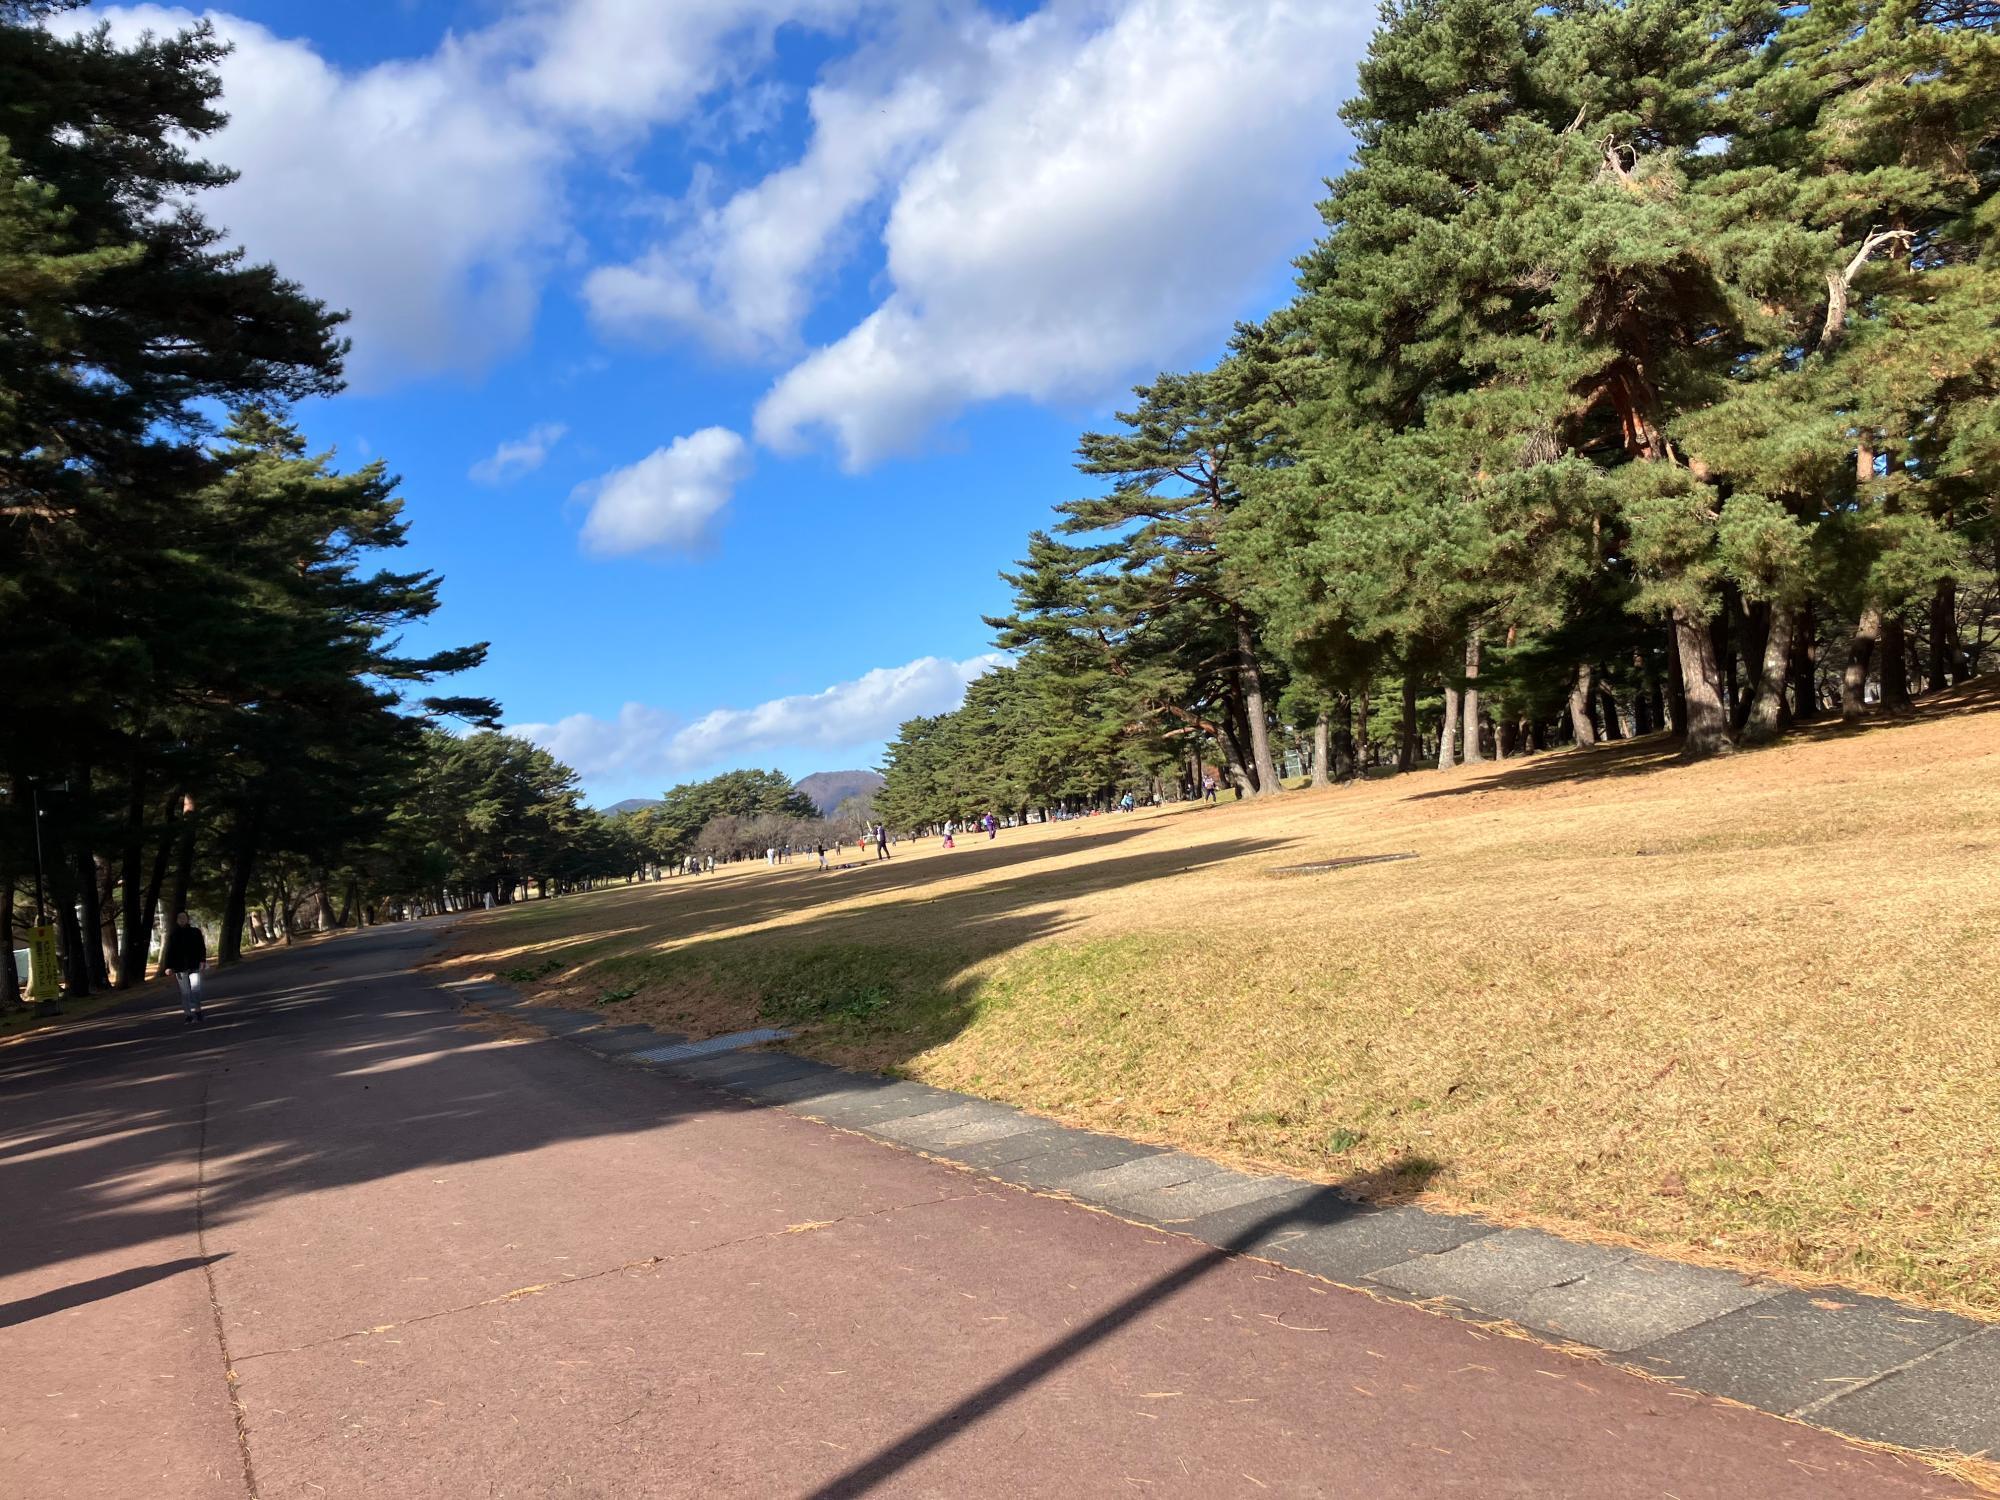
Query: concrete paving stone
1059 1149 1229 1205
779 1078 968 1129
1510 1253 1780 1353
662 1050 822 1090
1813 1326 2000 1456
1102 1167 1301 1225
633 1027 794 1063
728 1064 877 1107
577 1024 682 1055
980 1129 1169 1188
1369 1227 1627 1313
1258 1202 1502 1283
1632 1289 1984 1418
866 1099 1041 1150
944 1125 1077 1170
531 1006 605 1036
727 1058 858 1101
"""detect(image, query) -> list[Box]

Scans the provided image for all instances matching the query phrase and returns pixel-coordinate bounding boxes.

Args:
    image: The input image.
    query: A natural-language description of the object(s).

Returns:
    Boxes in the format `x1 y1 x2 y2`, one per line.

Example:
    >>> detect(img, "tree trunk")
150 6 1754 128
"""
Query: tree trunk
1674 605 1737 758
1219 724 1255 798
1567 663 1598 746
1879 613 1911 713
139 795 177 977
49 853 91 998
1437 680 1461 771
0 833 18 1007
167 804 198 925
1598 686 1625 741
1713 595 1737 727
1310 711 1332 789
219 818 263 965
1356 681 1372 767
1665 619 1688 734
1234 609 1285 795
1222 692 1259 794
116 745 149 988
1731 595 1768 733
1790 598 1820 719
1742 601 1798 743
1928 579 1962 688
1461 631 1485 764
1334 694 1357 783
1842 603 1881 719
76 850 111 991
1397 667 1418 772
1496 718 1518 759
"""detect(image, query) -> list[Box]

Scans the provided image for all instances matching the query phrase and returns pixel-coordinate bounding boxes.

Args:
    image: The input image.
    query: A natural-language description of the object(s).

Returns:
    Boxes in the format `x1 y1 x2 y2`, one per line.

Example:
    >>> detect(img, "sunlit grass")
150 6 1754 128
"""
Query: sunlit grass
441 679 2000 1314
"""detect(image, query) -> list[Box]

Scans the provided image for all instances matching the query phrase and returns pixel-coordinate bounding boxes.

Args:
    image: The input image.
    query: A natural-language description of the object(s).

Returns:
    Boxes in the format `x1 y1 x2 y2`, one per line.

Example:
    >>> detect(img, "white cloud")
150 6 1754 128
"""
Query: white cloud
91 7 568 386
469 422 568 483
87 1 865 385
504 0 860 135
513 651 1004 784
584 51 970 353
574 427 751 556
754 0 1369 468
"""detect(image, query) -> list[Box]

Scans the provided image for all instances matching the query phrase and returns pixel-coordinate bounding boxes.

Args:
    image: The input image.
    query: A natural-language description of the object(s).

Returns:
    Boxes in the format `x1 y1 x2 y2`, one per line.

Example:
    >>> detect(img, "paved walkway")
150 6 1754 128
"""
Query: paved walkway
0 922 1985 1498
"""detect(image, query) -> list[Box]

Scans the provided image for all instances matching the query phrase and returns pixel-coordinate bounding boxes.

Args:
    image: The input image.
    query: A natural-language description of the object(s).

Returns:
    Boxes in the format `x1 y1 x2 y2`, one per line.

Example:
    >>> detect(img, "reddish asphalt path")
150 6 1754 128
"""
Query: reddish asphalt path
0 921 1978 1498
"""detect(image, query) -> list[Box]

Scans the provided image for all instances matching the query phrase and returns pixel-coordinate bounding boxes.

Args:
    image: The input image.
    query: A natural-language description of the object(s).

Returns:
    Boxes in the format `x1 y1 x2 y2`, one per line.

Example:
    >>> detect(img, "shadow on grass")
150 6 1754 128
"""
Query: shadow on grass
476 823 1293 1062
1404 673 2000 804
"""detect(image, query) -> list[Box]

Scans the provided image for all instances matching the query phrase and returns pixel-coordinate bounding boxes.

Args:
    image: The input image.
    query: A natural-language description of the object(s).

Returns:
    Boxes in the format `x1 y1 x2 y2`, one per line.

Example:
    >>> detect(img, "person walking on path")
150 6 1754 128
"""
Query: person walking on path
874 823 891 861
163 912 207 1024
815 840 828 870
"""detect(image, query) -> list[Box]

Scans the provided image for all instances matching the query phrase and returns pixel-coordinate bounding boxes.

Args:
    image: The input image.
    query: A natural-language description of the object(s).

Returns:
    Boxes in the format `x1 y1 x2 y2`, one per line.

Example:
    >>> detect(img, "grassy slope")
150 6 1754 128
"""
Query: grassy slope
442 681 2000 1315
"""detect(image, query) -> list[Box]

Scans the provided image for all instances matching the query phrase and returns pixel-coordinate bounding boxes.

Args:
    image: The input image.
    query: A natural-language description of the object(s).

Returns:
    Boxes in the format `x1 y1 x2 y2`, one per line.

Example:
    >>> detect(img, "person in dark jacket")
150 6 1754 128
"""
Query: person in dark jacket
163 912 207 1024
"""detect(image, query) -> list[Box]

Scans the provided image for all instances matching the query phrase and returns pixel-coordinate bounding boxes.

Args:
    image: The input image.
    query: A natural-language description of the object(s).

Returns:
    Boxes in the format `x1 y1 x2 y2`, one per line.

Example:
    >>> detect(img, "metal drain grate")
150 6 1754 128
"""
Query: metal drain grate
632 1027 794 1064
1268 852 1419 877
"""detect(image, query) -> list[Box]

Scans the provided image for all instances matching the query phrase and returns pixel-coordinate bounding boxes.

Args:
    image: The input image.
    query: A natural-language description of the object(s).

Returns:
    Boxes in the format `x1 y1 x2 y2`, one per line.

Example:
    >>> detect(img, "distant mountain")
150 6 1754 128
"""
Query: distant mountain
794 769 884 816
603 797 662 815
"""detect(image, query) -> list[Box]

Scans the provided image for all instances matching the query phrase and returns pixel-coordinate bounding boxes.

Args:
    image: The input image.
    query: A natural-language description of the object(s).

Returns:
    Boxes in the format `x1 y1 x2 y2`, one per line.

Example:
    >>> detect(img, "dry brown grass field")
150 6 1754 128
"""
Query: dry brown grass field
440 679 2000 1316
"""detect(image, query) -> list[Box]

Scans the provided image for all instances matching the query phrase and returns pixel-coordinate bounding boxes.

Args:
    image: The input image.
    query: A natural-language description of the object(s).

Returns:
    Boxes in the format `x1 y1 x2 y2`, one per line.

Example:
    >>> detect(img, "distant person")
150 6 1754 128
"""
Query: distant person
163 912 207 1024
985 812 997 840
943 821 955 849
1120 791 1135 812
1203 773 1218 805
874 823 890 860
815 840 828 870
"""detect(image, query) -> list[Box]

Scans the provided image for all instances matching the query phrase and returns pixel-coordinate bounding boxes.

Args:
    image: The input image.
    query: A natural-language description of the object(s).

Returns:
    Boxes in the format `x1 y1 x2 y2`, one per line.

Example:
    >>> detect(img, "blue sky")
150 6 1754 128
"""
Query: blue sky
93 1 1371 804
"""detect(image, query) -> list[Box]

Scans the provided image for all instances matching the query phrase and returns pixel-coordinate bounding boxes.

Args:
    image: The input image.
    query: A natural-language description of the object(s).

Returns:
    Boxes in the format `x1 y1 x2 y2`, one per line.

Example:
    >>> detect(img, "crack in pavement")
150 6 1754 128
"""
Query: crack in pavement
229 1188 985 1366
196 1071 261 1500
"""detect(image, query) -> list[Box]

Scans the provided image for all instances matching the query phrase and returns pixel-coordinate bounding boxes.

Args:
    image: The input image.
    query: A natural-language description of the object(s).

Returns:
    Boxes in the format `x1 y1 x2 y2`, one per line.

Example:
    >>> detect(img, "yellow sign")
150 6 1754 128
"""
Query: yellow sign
26 924 60 1002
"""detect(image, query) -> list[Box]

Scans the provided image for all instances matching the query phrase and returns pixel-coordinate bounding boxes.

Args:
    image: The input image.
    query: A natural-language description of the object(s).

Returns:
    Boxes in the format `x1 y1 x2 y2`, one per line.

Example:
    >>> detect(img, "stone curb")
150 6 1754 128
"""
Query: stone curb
446 980 2000 1464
